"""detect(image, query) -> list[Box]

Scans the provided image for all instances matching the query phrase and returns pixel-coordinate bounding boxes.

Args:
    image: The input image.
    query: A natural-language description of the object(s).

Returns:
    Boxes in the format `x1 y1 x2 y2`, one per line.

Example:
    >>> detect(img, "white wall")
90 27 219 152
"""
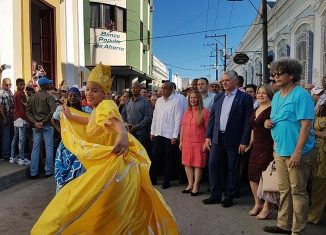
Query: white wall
0 0 22 89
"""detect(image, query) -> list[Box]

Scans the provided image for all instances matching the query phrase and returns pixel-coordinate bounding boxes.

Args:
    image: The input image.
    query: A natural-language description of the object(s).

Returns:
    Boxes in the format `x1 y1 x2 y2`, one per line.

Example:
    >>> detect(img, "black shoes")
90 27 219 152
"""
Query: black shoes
43 173 54 178
29 173 53 180
222 198 233 208
202 197 221 204
182 188 192 194
263 226 291 234
190 192 201 196
29 174 40 180
161 182 170 189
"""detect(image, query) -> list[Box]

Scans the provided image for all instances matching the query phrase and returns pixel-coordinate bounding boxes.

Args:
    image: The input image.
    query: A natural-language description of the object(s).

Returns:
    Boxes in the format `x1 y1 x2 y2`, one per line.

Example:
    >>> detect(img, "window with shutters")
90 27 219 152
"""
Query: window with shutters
295 29 313 84
277 39 290 59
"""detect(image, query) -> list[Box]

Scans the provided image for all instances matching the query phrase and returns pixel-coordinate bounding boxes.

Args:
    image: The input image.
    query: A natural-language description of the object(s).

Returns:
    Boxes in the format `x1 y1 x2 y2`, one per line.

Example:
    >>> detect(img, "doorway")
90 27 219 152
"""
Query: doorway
31 0 56 85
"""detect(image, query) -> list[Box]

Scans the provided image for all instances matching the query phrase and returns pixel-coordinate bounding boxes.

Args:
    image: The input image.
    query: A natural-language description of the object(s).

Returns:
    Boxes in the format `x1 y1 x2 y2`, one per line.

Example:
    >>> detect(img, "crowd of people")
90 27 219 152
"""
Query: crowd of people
0 57 326 234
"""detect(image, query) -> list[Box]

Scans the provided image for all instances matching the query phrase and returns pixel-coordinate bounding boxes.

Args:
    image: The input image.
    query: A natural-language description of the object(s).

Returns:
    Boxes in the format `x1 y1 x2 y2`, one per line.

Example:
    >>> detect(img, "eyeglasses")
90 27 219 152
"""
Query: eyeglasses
270 71 287 78
268 79 276 84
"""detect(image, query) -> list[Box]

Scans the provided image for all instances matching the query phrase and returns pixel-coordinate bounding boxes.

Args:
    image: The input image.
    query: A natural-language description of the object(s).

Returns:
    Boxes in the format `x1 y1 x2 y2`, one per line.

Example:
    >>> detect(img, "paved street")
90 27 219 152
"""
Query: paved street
0 179 325 235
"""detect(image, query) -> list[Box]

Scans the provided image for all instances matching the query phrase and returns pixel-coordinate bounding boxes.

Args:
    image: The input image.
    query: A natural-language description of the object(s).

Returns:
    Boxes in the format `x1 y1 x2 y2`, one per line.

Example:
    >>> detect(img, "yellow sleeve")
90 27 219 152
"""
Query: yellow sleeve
95 100 122 127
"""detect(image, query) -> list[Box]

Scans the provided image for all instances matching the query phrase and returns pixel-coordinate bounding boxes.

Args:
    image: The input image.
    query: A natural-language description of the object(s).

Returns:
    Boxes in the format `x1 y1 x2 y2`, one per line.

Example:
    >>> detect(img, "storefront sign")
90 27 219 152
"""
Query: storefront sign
90 29 126 65
233 53 249 65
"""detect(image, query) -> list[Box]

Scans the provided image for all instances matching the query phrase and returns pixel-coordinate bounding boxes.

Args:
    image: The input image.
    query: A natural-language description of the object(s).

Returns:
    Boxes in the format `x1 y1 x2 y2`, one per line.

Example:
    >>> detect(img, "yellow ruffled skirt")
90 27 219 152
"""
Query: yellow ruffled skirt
31 101 178 234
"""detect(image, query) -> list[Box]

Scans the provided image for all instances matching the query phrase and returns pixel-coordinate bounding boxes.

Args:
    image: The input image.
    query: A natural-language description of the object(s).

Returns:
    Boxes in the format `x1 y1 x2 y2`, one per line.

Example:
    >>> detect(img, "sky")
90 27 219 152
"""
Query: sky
152 0 262 81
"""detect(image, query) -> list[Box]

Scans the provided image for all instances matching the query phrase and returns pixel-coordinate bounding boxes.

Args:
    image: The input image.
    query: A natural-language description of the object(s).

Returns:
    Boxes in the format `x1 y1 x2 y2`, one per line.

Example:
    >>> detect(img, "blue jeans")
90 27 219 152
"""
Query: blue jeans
11 125 27 160
0 116 13 159
30 125 54 176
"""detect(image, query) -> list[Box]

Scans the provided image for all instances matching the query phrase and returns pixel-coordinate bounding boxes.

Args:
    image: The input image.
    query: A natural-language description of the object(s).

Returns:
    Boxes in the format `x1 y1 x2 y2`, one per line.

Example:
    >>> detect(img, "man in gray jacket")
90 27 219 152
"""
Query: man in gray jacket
121 82 152 149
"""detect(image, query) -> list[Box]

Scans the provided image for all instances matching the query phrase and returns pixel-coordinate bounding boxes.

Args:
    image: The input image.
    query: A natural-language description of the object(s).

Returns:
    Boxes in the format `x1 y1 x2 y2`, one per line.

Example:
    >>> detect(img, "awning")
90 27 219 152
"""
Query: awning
86 65 153 81
111 66 153 81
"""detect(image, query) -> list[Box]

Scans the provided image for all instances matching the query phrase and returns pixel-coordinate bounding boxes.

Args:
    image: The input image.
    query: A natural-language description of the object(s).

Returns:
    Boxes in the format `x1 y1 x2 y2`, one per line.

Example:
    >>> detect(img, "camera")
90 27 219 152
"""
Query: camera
1 64 11 70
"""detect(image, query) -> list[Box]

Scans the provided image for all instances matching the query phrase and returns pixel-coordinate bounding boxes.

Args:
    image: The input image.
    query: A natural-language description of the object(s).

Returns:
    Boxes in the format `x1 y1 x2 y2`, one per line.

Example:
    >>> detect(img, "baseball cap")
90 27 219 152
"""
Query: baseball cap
311 87 324 95
61 85 69 92
38 77 53 86
79 85 87 92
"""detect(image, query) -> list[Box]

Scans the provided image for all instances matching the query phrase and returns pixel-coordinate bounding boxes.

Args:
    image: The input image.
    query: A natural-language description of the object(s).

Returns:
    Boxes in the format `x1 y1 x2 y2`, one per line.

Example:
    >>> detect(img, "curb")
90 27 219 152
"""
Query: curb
0 162 29 190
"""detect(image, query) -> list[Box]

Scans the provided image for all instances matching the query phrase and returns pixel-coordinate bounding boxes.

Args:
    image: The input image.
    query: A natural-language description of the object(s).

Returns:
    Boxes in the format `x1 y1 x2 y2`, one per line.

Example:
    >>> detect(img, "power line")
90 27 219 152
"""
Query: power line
226 2 234 35
205 0 210 35
248 0 262 17
163 63 208 72
134 23 262 41
168 54 211 65
213 1 221 31
84 23 263 44
164 1 220 35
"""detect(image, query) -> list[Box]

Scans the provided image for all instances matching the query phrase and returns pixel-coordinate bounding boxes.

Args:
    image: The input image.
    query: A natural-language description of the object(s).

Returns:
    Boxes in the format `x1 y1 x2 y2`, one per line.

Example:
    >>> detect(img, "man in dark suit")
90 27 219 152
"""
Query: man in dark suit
203 70 253 207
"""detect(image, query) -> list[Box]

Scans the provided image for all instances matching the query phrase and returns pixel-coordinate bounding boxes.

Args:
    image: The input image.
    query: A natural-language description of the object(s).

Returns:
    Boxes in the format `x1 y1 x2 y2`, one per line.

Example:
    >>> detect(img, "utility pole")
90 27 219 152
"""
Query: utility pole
215 43 218 80
228 0 268 82
205 34 227 72
203 43 219 80
262 0 268 83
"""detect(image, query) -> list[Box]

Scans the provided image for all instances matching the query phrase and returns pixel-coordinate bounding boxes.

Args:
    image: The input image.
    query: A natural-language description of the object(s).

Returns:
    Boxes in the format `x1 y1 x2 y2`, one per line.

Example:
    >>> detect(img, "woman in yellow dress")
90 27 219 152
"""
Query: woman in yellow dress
31 63 178 235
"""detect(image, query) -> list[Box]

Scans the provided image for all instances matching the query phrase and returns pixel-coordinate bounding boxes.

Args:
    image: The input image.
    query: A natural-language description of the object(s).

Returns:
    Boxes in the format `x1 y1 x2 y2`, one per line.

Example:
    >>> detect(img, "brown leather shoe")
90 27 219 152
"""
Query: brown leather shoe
263 226 291 234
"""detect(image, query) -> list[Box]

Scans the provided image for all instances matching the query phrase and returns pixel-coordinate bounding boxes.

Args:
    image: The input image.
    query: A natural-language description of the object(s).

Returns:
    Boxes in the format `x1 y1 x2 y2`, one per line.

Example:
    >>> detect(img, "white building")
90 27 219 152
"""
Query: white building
228 0 326 87
0 0 153 92
152 55 168 90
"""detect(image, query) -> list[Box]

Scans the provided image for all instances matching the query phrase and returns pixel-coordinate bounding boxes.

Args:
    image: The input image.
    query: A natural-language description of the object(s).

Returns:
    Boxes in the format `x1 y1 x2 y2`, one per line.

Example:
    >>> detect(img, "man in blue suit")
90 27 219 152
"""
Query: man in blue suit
203 70 253 207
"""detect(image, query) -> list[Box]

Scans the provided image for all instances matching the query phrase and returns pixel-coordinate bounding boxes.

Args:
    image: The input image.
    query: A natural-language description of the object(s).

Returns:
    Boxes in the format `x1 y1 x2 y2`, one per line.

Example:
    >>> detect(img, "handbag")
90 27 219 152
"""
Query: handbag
261 160 279 192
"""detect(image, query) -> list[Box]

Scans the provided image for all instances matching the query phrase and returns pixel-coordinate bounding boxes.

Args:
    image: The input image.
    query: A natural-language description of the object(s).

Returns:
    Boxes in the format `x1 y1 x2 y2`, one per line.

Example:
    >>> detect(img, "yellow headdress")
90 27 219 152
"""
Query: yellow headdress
88 63 113 94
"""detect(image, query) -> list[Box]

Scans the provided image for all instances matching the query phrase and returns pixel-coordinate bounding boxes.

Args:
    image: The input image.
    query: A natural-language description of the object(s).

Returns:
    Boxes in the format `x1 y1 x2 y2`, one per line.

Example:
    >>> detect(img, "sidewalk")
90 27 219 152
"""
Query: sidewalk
0 160 29 190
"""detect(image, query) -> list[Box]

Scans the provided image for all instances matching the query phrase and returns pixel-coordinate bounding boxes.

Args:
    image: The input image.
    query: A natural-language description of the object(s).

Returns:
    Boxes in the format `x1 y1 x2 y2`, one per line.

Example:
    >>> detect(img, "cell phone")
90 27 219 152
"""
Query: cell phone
2 64 11 69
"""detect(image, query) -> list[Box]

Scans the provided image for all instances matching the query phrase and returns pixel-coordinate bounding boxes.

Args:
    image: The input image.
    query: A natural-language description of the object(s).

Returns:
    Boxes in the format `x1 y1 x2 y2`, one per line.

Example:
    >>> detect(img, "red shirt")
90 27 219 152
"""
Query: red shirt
13 90 27 121
181 107 210 143
81 99 91 107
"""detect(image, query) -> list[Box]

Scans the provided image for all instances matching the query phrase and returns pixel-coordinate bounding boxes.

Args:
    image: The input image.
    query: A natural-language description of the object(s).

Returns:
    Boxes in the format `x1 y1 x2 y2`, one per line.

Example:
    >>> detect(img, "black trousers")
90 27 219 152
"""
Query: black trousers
133 134 149 153
209 134 240 199
150 136 178 184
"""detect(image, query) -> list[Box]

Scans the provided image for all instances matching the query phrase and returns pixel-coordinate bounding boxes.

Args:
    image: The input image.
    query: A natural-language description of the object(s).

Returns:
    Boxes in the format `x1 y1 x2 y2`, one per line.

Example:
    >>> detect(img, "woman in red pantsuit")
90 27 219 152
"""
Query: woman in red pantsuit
179 90 210 196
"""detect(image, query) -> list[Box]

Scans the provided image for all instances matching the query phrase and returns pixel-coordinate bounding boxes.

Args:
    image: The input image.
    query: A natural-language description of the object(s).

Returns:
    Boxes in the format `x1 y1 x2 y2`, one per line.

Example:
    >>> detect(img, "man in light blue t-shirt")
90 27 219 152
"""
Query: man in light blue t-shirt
197 77 216 111
263 58 316 235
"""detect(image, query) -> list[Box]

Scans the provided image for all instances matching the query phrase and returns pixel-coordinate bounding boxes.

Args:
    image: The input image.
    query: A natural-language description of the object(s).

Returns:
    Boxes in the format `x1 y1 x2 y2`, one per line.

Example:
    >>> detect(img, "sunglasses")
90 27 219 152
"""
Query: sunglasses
270 71 287 78
268 80 276 84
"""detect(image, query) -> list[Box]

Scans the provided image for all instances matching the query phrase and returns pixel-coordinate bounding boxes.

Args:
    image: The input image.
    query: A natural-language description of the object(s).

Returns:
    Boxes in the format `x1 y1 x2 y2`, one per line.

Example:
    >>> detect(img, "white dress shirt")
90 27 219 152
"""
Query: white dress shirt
174 92 187 113
151 94 184 139
219 89 238 131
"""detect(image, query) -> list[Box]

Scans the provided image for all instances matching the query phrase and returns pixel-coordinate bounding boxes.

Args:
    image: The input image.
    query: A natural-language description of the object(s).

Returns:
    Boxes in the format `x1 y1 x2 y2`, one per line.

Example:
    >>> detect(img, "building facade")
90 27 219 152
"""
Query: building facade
0 0 153 92
228 0 326 87
152 55 168 90
84 0 153 93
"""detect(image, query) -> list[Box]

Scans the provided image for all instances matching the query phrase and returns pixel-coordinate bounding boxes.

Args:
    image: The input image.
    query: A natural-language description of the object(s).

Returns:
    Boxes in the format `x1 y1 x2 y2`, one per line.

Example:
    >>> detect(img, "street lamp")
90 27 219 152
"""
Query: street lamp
227 0 268 83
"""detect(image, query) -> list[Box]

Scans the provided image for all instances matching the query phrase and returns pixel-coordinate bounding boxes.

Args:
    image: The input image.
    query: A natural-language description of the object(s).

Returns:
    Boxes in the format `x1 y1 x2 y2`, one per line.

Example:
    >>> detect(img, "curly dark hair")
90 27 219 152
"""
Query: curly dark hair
317 103 326 117
270 58 302 83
